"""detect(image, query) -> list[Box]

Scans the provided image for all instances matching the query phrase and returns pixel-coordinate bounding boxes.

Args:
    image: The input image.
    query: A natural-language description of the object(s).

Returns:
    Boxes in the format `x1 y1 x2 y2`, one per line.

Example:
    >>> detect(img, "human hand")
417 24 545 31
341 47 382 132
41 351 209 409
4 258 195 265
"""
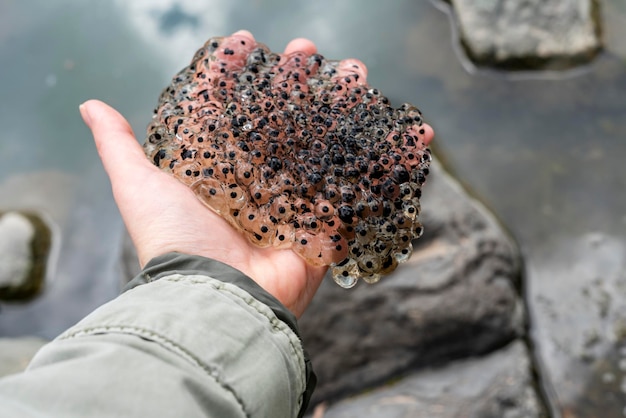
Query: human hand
80 31 434 318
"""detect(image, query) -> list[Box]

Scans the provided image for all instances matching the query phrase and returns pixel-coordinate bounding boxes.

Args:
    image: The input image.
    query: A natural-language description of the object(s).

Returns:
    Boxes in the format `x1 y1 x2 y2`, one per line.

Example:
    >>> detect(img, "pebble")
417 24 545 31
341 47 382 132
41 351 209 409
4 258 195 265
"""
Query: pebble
0 212 35 288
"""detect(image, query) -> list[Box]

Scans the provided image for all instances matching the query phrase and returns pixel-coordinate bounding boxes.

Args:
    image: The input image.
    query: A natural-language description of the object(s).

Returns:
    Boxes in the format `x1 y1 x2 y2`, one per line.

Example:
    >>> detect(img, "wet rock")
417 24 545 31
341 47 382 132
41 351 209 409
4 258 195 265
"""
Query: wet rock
447 0 602 70
311 341 545 418
0 211 51 301
0 337 47 377
299 157 524 402
527 233 626 416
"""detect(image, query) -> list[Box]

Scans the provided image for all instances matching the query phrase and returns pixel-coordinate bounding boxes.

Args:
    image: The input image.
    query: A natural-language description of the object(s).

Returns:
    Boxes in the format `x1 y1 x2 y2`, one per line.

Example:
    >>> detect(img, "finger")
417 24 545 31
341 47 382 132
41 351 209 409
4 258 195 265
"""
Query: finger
231 29 255 43
421 123 435 146
337 58 368 80
80 100 155 184
333 58 369 86
284 38 317 56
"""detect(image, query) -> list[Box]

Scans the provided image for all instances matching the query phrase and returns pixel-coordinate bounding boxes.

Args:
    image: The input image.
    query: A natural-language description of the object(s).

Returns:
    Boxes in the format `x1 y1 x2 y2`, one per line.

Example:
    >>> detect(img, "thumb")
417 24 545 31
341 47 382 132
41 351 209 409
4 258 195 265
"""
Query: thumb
80 100 155 184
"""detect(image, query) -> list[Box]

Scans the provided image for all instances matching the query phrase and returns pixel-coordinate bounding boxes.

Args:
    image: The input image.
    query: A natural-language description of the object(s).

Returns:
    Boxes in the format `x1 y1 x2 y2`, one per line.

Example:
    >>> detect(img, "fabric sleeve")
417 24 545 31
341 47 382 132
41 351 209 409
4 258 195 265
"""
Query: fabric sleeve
0 253 316 418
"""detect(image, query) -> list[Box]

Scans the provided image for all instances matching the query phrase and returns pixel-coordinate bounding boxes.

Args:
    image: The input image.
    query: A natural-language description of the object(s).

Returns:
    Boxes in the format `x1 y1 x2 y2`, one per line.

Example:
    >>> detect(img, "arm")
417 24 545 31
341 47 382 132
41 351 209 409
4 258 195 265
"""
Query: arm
0 253 315 418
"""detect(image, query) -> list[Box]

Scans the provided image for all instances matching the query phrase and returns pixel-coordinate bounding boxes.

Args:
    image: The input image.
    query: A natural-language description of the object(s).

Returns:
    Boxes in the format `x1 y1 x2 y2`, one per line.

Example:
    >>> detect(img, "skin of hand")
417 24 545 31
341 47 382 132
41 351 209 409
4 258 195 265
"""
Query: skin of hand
80 30 434 318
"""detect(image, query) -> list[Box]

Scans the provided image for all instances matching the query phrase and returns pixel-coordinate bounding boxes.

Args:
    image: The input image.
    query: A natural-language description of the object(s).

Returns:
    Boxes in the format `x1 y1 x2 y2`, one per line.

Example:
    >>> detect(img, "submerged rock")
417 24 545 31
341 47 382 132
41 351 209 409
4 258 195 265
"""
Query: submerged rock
0 211 51 301
143 34 432 287
447 0 602 70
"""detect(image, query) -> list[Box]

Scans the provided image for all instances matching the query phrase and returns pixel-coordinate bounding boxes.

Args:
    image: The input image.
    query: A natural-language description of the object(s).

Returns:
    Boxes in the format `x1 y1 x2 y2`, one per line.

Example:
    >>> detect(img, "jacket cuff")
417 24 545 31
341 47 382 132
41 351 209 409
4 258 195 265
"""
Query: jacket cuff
125 252 316 417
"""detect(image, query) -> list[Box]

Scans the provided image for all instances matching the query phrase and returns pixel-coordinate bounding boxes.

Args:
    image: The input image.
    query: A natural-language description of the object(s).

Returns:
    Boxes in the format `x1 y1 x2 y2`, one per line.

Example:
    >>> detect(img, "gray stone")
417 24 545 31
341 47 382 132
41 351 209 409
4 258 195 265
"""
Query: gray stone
310 340 545 418
0 337 48 377
0 213 35 288
0 211 51 300
447 0 602 70
299 157 524 402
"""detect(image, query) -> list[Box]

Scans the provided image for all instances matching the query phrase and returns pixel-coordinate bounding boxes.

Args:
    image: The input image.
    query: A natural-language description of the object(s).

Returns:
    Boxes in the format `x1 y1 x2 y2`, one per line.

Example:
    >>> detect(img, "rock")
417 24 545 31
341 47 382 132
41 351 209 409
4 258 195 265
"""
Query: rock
447 0 602 70
0 337 48 377
311 340 546 418
0 211 51 300
0 213 35 288
527 233 626 416
299 157 525 402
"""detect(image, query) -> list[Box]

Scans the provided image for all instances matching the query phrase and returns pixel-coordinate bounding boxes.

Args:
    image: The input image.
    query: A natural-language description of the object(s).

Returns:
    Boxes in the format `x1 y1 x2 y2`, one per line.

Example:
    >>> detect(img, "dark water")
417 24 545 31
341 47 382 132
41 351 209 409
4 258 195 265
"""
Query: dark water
1 0 625 414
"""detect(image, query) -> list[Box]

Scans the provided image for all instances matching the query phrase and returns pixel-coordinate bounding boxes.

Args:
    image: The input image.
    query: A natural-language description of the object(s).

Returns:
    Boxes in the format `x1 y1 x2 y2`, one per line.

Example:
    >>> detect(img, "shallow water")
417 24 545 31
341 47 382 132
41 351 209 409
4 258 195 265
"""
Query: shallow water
0 0 625 413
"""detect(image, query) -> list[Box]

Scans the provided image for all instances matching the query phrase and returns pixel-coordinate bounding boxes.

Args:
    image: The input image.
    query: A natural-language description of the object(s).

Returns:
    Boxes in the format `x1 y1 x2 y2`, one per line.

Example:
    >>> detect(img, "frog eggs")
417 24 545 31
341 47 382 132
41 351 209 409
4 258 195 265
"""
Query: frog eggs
144 34 432 288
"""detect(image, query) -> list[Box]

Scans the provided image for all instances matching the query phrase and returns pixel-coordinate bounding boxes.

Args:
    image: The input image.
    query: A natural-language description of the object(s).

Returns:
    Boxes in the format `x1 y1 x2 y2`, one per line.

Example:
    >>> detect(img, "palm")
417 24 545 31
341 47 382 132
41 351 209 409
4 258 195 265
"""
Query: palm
84 99 326 317
128 164 327 316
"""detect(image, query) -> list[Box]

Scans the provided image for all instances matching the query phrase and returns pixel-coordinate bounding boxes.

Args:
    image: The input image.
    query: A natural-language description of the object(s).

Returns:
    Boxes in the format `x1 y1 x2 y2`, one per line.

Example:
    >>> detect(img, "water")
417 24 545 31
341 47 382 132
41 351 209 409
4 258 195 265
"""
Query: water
0 0 625 414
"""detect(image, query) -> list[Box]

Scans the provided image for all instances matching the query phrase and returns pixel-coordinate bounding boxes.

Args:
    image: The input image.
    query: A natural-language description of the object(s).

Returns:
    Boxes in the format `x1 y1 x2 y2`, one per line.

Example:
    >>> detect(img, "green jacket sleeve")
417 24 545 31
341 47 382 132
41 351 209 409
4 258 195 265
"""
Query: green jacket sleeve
0 253 316 418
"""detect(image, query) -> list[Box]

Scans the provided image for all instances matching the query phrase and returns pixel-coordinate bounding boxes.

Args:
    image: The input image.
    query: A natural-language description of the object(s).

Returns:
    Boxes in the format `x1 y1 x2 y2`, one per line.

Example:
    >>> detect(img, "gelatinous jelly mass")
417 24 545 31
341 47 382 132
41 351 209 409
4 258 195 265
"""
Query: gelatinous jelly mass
143 35 432 288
